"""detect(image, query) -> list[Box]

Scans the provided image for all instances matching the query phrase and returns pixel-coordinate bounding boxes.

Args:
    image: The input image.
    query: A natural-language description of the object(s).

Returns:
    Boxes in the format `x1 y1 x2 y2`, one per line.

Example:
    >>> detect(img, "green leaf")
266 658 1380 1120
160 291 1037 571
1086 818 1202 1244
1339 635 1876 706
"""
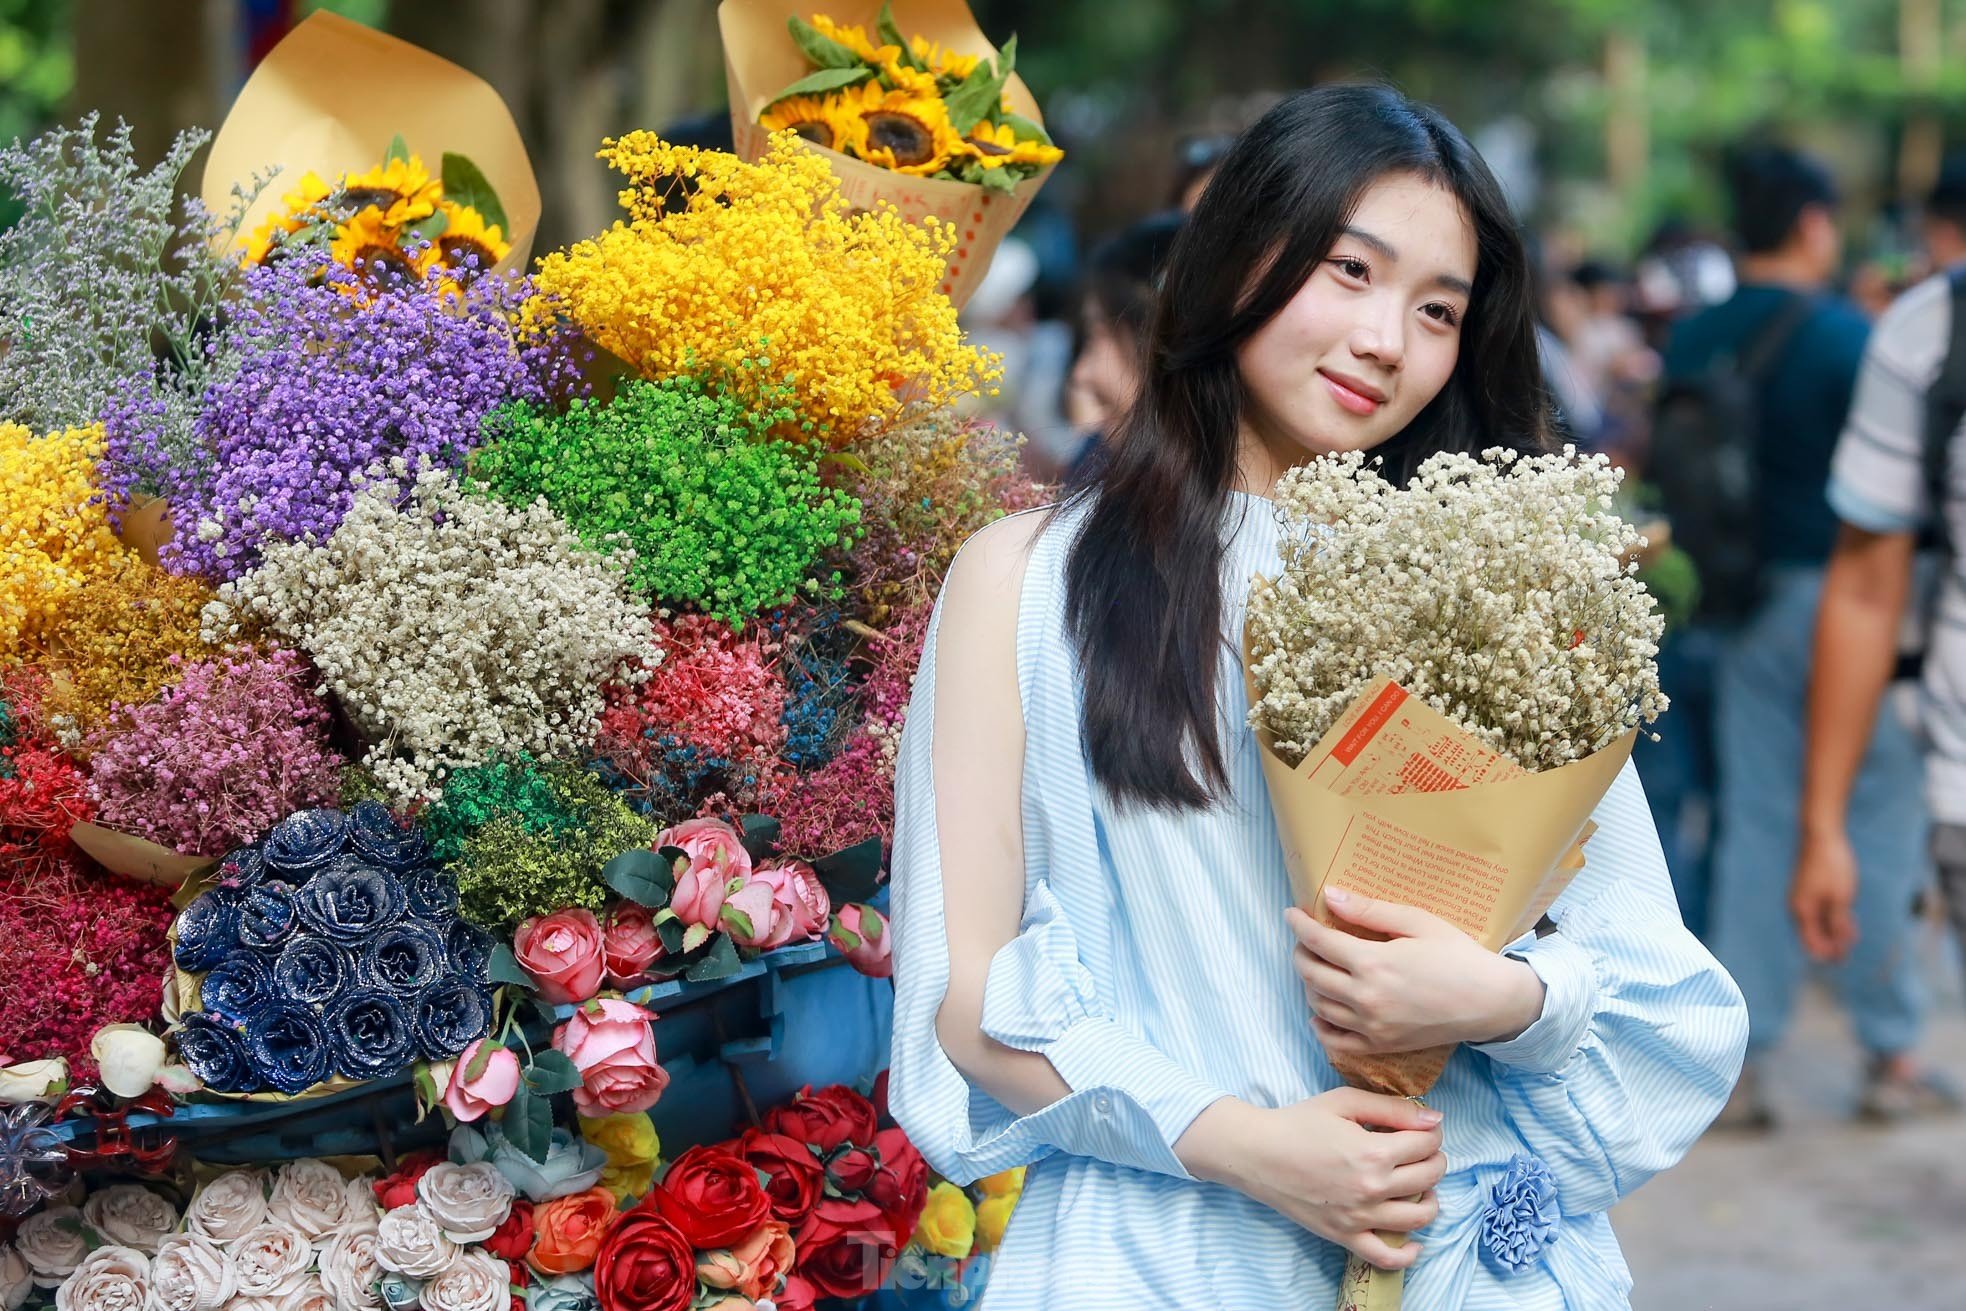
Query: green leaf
876 1 917 65
1000 111 1053 146
681 922 713 954
488 944 536 991
656 918 687 956
739 814 781 862
386 134 411 166
685 933 743 983
812 836 884 905
440 151 509 235
943 48 1011 136
504 1082 555 1165
604 848 674 907
404 208 449 242
860 910 884 942
412 1062 442 1123
523 1050 585 1096
830 921 863 952
788 15 862 69
720 905 755 940
766 66 872 107
978 164 1022 195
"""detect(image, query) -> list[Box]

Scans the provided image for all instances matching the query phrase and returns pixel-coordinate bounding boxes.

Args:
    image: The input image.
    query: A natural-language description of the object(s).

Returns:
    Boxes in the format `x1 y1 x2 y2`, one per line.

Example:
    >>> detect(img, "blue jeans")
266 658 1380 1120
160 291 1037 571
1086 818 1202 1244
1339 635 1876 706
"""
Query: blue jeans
1635 625 1724 939
1707 566 1931 1058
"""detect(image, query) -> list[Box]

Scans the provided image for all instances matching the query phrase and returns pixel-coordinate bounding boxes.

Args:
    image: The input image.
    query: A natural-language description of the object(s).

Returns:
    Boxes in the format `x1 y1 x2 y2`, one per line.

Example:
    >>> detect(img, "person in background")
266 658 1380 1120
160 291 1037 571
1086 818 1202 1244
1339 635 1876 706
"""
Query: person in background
1664 144 1939 1128
1056 211 1185 480
1792 166 1966 1101
1568 258 1661 467
1168 133 1234 213
963 236 1074 474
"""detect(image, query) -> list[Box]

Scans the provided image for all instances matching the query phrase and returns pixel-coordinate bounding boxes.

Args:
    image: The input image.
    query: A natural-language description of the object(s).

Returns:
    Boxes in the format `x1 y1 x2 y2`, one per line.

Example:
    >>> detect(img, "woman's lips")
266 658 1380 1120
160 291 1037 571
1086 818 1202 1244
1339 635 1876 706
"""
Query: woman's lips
1319 370 1384 416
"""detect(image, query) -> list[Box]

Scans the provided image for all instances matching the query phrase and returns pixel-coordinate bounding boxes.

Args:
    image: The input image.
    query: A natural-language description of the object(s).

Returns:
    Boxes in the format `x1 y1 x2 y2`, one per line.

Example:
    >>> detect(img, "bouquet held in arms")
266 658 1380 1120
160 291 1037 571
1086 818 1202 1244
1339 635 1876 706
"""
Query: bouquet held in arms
1242 447 1666 1310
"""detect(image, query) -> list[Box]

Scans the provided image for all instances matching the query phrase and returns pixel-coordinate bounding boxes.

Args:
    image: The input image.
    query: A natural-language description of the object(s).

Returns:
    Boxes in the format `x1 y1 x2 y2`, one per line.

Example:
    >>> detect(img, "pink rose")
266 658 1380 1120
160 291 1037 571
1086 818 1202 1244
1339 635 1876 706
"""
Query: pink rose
759 860 830 944
656 820 750 930
514 910 606 1006
444 1040 521 1123
603 904 664 988
719 877 779 950
553 999 671 1116
829 904 892 979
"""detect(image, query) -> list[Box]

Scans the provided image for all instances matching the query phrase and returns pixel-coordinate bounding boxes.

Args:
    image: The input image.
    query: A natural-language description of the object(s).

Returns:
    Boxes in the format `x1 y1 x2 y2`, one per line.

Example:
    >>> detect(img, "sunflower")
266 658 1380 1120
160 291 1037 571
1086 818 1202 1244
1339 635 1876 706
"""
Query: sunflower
329 207 420 290
761 94 845 151
836 82 964 176
809 14 896 64
876 54 940 97
237 171 337 264
430 201 510 276
909 35 980 81
961 120 1064 171
334 155 441 226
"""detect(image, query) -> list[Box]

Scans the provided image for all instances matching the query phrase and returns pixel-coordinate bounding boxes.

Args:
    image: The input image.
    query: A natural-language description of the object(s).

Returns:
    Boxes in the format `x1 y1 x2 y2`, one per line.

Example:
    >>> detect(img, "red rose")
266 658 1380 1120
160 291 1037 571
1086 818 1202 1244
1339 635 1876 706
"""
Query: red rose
761 1084 878 1154
797 1229 897 1301
372 1151 443 1210
826 1145 878 1193
793 1195 888 1249
867 1127 928 1240
483 1200 536 1262
731 1129 824 1224
774 1274 819 1311
594 1211 693 1311
871 1068 891 1124
648 1145 771 1249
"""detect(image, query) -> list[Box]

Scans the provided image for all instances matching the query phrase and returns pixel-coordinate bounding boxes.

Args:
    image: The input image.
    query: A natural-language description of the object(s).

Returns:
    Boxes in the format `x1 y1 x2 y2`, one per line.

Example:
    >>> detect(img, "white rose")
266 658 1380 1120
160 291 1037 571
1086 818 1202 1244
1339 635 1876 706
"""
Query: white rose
415 1250 505 1311
412 1165 513 1245
52 1245 148 1311
80 1185 178 1255
0 1243 32 1311
317 1227 383 1311
146 1235 234 1311
372 1205 456 1281
226 1223 313 1298
266 1161 352 1243
341 1178 382 1237
277 1275 335 1311
183 1171 269 1246
0 1059 69 1104
16 1207 89 1285
89 1025 167 1100
227 1298 283 1311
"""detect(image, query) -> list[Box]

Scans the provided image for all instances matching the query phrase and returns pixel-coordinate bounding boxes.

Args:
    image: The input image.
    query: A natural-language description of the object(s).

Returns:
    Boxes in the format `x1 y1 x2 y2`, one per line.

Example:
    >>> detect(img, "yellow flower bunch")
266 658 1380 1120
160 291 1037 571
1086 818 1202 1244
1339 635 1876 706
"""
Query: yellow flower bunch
973 1165 1024 1254
0 422 120 661
535 131 998 445
912 1181 977 1259
761 4 1062 192
579 1112 662 1201
239 144 511 286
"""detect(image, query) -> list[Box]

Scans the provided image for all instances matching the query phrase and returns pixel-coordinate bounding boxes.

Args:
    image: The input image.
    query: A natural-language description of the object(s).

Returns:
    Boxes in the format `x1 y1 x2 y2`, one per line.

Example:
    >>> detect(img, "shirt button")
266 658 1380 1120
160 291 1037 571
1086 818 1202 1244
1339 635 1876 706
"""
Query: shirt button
1094 1094 1113 1115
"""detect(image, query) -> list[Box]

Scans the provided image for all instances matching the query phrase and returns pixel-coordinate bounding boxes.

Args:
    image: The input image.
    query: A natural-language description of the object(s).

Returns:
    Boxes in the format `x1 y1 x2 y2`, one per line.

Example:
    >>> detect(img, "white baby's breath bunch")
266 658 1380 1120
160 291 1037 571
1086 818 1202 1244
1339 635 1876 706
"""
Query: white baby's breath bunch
203 465 655 803
1246 446 1667 771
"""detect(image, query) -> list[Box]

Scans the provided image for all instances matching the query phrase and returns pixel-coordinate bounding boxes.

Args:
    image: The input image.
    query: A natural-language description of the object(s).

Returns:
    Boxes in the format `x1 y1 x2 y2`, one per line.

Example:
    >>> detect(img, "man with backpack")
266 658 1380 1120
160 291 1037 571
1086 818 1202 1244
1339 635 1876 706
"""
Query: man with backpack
1653 145 1941 1129
1792 162 1966 1104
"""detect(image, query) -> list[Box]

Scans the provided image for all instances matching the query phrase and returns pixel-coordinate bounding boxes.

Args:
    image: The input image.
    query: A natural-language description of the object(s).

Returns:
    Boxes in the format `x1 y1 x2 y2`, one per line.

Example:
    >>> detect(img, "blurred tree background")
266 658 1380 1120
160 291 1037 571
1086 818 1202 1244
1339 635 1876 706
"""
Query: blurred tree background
10 0 1966 259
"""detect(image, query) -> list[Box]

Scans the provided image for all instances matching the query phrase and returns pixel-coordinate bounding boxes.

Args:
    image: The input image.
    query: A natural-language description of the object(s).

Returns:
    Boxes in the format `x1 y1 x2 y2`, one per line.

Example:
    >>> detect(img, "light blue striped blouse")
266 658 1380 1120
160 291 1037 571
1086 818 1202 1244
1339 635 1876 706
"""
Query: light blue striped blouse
888 492 1748 1309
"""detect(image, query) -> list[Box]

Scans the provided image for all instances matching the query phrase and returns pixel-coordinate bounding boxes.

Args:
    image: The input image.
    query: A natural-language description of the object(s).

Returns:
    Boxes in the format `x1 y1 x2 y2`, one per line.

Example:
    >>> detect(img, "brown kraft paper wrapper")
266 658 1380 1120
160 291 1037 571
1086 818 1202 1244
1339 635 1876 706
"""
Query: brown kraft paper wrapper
719 0 1054 308
68 820 216 890
201 10 542 278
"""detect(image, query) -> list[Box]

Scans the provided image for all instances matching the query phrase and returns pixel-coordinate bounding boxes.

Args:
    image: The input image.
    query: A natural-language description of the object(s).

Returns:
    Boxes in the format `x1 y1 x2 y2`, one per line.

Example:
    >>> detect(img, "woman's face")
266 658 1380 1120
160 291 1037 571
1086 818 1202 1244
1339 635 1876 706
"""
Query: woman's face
1236 172 1477 472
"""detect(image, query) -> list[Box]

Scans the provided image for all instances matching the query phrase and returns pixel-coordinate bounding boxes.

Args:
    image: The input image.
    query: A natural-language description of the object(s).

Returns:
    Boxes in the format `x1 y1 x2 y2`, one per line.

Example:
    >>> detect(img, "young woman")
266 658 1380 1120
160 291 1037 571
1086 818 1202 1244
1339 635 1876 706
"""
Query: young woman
888 85 1747 1308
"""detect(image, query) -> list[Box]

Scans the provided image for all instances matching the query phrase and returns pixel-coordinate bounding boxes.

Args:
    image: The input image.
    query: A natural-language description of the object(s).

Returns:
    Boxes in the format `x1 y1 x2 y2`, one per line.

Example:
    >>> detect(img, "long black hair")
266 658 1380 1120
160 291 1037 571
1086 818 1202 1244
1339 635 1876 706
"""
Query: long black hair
1063 84 1554 811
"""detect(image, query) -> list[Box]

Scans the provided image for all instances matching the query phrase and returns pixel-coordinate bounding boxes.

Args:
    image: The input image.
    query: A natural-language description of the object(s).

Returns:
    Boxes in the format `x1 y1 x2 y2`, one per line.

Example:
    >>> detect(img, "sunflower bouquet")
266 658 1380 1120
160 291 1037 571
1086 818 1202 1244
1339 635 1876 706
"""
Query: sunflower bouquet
762 4 1061 191
239 136 512 286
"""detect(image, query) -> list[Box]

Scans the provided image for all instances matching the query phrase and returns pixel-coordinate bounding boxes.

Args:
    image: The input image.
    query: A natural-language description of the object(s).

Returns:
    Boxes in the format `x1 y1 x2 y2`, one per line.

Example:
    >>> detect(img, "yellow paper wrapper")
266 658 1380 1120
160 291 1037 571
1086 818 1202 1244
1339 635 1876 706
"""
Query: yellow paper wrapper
201 10 541 278
1247 642 1634 1309
718 0 1053 308
69 820 216 889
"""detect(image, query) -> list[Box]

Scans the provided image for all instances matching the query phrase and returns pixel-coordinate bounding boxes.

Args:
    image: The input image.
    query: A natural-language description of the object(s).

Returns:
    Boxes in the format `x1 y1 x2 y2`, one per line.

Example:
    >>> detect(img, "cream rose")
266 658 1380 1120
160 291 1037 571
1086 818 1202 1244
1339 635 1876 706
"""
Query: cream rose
146 1235 234 1311
16 1206 89 1286
89 1025 167 1100
183 1170 269 1245
268 1160 353 1243
317 1227 384 1311
80 1185 177 1255
343 1177 382 1236
0 1058 69 1104
52 1245 148 1311
0 1243 32 1311
414 1164 514 1244
280 1274 336 1311
372 1204 457 1280
226 1222 313 1298
416 1249 505 1311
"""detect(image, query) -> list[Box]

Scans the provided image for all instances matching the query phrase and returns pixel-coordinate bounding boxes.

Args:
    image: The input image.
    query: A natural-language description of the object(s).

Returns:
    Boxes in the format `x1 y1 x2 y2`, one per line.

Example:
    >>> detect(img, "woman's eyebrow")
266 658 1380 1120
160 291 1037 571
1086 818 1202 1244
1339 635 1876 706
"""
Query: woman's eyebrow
1338 224 1473 297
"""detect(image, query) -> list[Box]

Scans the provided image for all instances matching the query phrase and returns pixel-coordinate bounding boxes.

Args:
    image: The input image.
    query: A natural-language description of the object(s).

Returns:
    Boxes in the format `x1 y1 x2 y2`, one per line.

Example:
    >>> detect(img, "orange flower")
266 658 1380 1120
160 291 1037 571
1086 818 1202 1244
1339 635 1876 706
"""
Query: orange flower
528 1186 621 1275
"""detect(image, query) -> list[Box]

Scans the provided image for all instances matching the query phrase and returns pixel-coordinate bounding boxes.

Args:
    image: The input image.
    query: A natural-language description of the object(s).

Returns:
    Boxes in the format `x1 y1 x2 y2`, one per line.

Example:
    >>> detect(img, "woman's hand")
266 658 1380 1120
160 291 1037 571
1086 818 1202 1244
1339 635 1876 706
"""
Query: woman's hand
1286 889 1547 1056
1178 1091 1447 1269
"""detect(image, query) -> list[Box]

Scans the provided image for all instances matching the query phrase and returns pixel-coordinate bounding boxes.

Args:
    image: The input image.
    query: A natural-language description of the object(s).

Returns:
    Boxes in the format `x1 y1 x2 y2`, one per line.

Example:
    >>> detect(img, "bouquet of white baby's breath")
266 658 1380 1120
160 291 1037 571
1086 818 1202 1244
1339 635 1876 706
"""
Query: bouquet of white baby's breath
1246 446 1668 771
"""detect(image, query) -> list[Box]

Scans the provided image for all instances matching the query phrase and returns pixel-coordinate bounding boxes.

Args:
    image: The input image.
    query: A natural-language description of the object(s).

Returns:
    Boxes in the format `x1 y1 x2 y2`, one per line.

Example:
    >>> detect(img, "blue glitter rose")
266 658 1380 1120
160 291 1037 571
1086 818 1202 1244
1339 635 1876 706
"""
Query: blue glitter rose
402 868 459 920
359 924 447 995
175 1014 254 1093
294 862 405 945
236 881 301 950
173 887 244 971
446 920 497 982
1479 1154 1562 1277
325 989 417 1081
213 847 268 889
261 808 349 879
244 1003 333 1094
347 800 434 872
274 936 353 1006
197 951 277 1024
413 977 493 1059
